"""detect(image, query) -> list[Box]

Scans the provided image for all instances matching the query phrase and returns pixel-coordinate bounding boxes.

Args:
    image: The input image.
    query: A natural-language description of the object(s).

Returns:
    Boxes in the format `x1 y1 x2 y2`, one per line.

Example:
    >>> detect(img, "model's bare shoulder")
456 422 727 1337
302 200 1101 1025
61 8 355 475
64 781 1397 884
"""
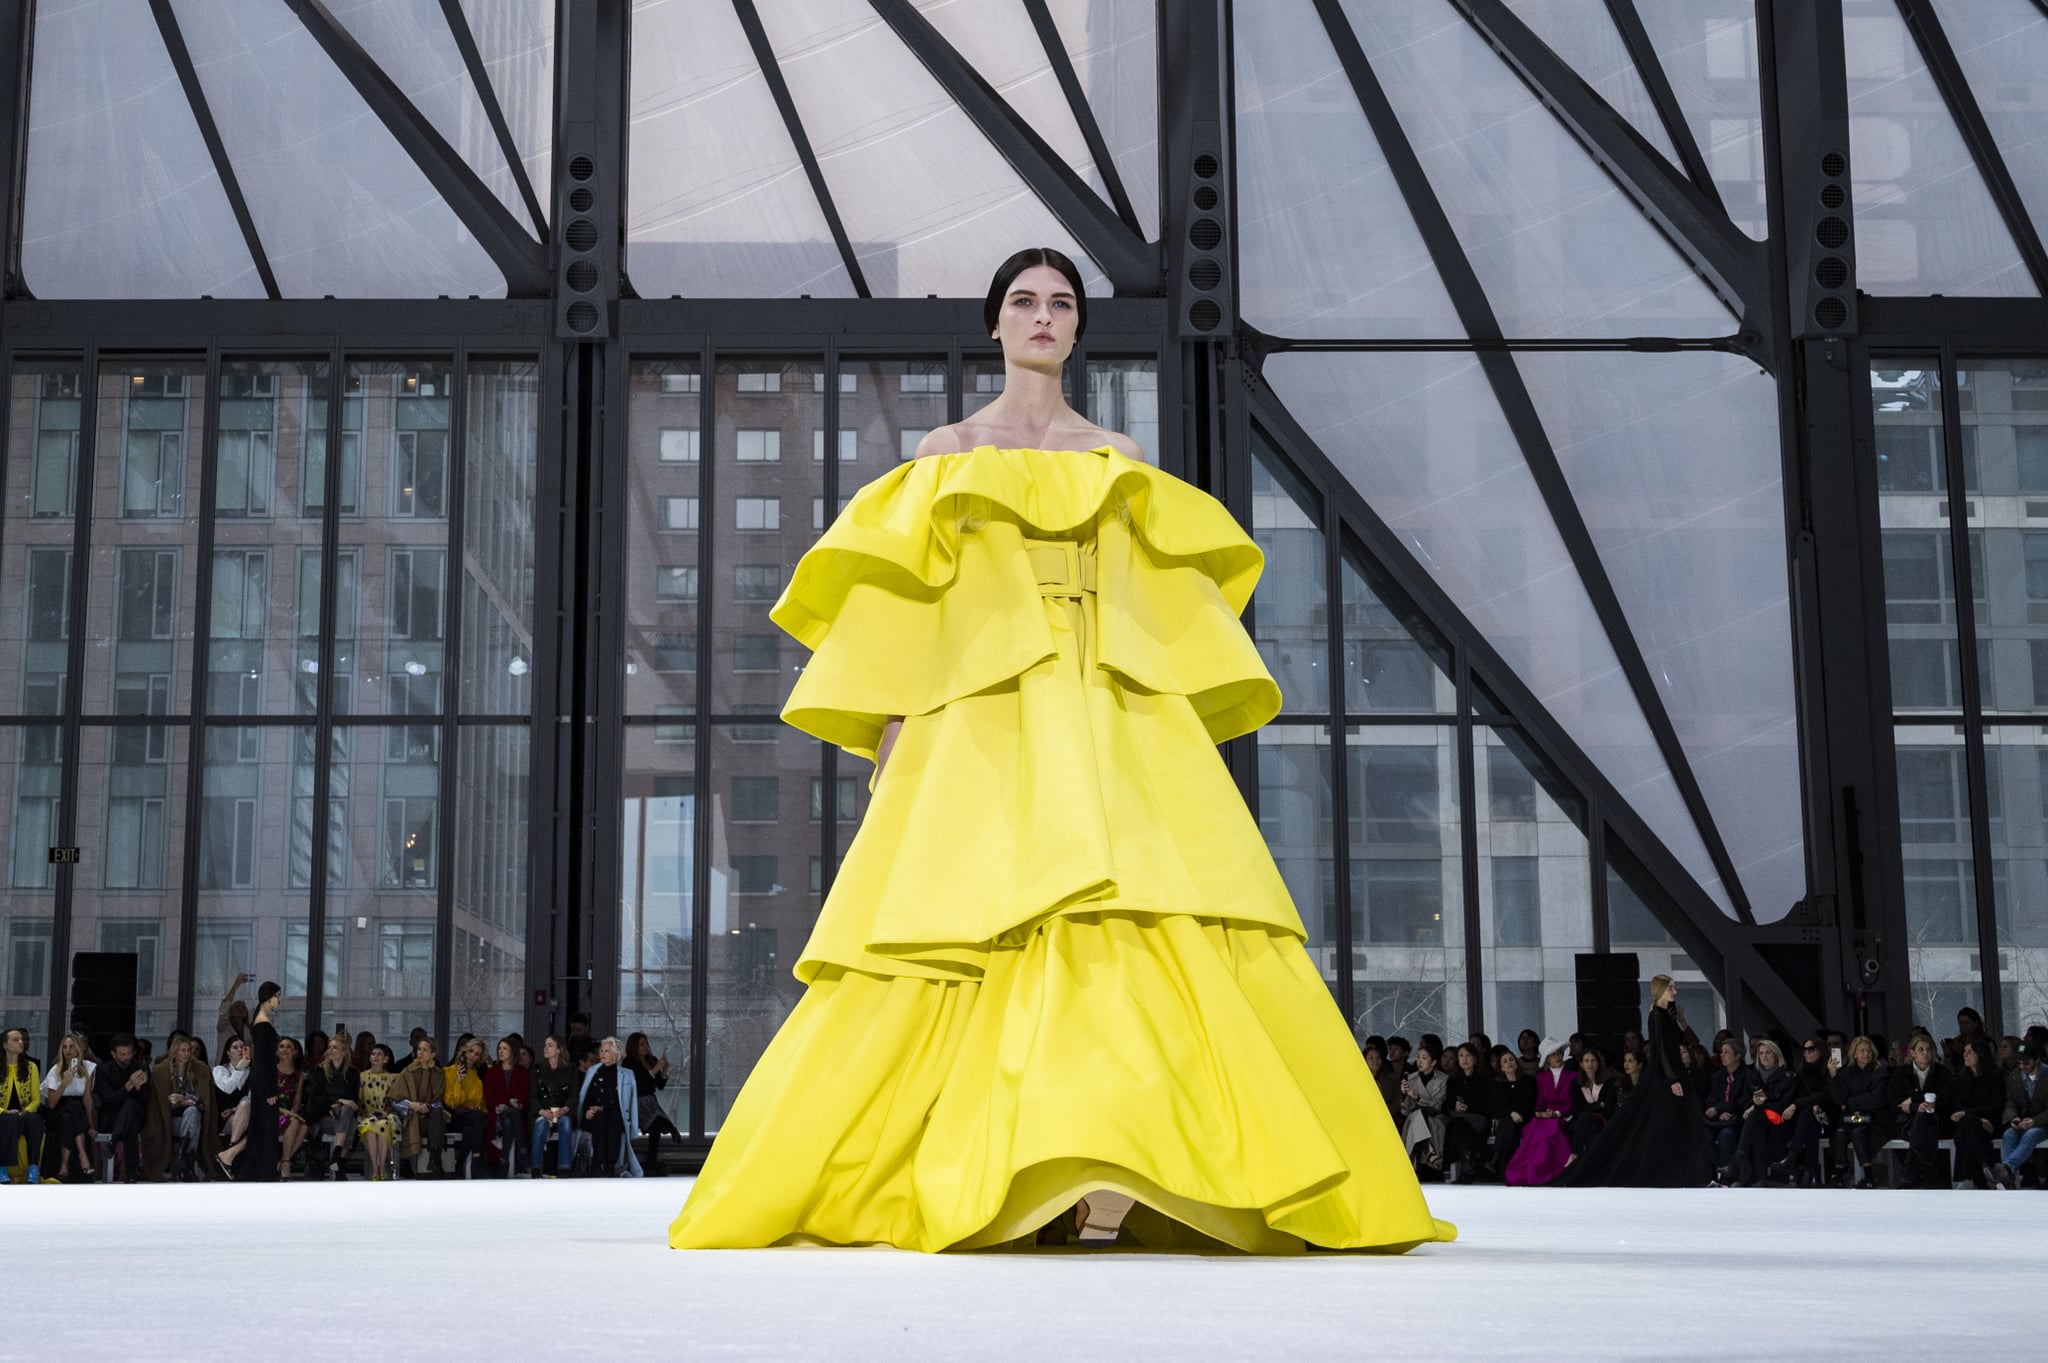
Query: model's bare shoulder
1094 429 1147 464
912 424 964 460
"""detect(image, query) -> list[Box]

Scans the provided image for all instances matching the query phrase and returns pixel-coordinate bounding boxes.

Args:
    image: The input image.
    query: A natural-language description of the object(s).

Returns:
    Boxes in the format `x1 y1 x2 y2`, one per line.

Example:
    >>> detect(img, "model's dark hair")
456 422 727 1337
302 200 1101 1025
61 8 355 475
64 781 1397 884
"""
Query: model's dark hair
983 247 1088 341
257 980 281 1006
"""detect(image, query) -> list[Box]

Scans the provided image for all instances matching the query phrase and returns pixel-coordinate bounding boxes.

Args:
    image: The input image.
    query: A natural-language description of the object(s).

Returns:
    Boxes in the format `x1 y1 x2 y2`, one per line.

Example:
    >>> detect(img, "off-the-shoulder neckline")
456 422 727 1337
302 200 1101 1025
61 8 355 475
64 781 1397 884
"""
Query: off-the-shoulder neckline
947 443 1119 457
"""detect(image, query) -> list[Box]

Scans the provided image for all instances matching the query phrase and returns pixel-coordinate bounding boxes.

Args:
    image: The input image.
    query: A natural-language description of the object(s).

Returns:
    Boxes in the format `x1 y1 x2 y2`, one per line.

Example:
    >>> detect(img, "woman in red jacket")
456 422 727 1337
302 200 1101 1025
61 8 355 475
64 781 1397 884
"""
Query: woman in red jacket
483 1037 530 1176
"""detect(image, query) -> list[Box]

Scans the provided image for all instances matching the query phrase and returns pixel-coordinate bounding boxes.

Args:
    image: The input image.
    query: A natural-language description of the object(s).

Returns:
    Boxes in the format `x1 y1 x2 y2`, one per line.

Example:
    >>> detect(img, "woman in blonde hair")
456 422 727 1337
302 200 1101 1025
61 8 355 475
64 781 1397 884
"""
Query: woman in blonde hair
41 1032 96 1182
1554 974 1712 1186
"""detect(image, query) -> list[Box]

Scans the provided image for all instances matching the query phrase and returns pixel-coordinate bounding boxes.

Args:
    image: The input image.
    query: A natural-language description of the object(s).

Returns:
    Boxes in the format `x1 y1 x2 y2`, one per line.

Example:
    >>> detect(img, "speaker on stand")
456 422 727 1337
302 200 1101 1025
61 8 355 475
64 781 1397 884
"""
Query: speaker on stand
70 951 139 1056
1574 951 1642 1063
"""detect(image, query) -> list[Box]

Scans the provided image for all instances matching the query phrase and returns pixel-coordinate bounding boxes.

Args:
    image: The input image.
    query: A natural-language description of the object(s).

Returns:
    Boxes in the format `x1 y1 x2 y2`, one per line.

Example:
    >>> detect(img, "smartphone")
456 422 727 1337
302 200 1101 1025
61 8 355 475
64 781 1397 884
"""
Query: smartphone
1830 1047 1843 1066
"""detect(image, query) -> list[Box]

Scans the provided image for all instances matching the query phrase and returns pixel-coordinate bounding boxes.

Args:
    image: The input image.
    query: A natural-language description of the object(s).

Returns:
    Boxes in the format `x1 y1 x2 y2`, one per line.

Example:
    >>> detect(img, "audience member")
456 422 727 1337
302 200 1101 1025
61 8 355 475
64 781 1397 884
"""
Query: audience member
352 1030 378 1075
393 1028 430 1074
625 1033 682 1175
212 1036 252 1179
216 973 252 1061
1831 1034 1890 1186
1766 1036 1836 1187
355 1045 398 1181
1568 1048 1617 1155
579 1037 641 1178
1991 1040 2046 1189
484 1038 529 1176
443 1038 491 1176
1386 1036 1413 1076
1886 1034 1950 1189
304 1035 361 1180
1441 1044 1492 1181
1616 1049 1643 1103
40 1033 96 1183
1944 1008 1988 1070
1515 1030 1542 1073
1489 1053 1536 1179
144 1032 216 1182
1701 1038 1754 1173
1 1026 43 1185
93 1034 151 1183
1397 1041 1447 1173
1727 1038 1796 1187
273 1038 309 1181
1948 1038 2005 1189
530 1035 578 1179
1506 1039 1572 1185
391 1037 448 1177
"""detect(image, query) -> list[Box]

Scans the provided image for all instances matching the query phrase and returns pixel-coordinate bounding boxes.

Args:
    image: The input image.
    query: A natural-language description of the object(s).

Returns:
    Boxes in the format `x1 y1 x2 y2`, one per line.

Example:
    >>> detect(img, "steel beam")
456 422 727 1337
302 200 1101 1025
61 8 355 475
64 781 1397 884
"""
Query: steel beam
286 0 550 296
148 0 281 299
865 0 1158 293
0 0 31 300
1603 0 1725 212
439 0 549 239
1314 0 1762 927
1022 0 1144 237
730 0 870 298
1894 0 2048 295
1447 0 1772 358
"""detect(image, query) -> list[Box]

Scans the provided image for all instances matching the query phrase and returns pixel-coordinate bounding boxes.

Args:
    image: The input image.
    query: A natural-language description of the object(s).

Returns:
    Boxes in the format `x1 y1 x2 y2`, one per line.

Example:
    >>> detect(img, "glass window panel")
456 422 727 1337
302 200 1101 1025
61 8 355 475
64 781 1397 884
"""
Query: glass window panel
1233 0 1464 339
1264 350 1737 917
68 726 189 1043
2 363 84 716
1348 725 1463 1041
1517 350 1801 917
324 727 440 1040
321 1 529 225
455 0 555 212
333 361 453 718
1942 0 2048 272
21 1 261 298
1340 0 1737 337
1084 358 1158 464
627 0 855 298
1892 728 1983 1017
1629 0 1769 239
82 364 204 719
0 730 55 1042
1501 0 1681 165
1842 0 2037 297
1342 549 1453 715
1985 736 2048 1019
460 359 539 715
1606 861 1727 1034
704 725 826 1132
1256 727 1340 1009
712 359 823 714
621 731 697 1130
448 724 530 1045
963 356 1005 419
1250 443 1329 715
627 361 703 717
841 358 948 496
1961 360 2048 714
750 0 1106 298
1476 727 1592 1042
1872 360 1963 716
1044 0 1159 236
167 0 504 298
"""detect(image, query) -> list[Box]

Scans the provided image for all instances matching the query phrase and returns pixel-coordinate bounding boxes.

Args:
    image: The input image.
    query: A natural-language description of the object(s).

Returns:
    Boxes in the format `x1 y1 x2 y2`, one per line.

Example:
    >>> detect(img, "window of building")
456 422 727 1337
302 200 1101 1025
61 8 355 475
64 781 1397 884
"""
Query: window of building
392 428 449 518
652 633 695 671
811 776 858 821
736 371 782 394
1491 856 1541 947
655 566 698 602
659 495 698 531
659 427 700 462
4 919 52 999
734 496 780 531
732 855 778 894
811 429 856 462
733 565 781 601
96 918 162 995
731 633 779 672
730 776 779 822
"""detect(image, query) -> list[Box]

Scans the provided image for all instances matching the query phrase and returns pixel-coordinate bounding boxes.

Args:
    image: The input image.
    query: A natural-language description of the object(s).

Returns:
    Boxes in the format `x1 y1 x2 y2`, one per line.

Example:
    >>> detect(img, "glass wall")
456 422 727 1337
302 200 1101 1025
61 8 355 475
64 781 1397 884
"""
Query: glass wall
0 352 536 1058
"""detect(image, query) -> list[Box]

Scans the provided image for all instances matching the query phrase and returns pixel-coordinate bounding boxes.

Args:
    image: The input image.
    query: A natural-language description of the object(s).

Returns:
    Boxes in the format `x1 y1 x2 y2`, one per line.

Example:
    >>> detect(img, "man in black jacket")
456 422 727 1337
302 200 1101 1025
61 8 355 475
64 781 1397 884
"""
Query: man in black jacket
1884 1034 1950 1188
91 1034 150 1182
1702 1038 1755 1175
1991 1041 2048 1188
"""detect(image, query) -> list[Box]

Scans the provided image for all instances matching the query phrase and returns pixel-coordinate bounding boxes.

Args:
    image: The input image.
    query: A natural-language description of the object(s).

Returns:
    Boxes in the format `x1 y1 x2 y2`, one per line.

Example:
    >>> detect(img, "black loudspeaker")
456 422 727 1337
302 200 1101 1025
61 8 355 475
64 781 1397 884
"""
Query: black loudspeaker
1172 120 1233 341
70 951 138 1052
1574 951 1641 1049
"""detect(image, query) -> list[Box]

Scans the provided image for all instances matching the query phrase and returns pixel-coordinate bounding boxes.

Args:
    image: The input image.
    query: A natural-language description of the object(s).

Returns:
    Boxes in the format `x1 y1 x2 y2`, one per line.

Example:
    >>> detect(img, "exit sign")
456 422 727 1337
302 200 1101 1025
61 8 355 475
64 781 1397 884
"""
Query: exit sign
48 846 80 864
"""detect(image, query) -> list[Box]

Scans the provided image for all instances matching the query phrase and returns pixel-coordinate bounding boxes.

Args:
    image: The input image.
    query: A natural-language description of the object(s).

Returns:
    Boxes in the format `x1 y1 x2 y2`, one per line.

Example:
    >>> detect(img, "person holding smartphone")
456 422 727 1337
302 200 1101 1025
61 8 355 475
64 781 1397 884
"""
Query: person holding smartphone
1990 1040 2048 1188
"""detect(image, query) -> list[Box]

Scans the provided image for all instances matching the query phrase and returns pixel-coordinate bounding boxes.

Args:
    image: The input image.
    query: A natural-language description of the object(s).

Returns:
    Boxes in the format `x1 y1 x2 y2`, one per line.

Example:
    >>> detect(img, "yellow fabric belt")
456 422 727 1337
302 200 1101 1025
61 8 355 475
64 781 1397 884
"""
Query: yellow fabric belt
1025 539 1097 597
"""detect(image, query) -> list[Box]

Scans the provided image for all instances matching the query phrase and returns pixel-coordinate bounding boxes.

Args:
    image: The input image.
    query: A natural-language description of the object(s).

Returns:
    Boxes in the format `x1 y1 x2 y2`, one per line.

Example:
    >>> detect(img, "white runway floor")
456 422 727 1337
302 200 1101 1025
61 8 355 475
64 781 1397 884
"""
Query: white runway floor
9 1178 2034 1360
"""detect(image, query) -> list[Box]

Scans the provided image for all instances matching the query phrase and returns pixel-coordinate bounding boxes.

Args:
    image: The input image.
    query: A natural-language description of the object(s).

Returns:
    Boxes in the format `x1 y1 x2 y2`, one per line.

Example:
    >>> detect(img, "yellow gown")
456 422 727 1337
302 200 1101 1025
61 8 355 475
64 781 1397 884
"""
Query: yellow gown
670 445 1456 1254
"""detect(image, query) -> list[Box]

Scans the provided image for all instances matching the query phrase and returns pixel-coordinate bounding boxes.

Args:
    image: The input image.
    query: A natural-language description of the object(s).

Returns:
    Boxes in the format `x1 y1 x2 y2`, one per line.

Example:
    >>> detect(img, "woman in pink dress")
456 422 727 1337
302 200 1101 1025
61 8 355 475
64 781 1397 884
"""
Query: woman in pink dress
1506 1039 1574 1186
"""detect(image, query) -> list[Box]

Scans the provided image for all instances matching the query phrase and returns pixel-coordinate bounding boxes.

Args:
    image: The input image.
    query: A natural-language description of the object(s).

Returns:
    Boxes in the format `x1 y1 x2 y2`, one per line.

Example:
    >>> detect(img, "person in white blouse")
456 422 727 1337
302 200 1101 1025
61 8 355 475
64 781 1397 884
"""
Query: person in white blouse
39 1033 96 1183
211 1035 252 1180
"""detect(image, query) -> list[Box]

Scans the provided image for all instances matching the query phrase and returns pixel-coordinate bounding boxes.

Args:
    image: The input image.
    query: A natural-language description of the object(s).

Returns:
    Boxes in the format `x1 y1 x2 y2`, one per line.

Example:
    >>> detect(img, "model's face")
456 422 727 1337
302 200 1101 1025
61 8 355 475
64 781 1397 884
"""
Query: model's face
994 264 1078 367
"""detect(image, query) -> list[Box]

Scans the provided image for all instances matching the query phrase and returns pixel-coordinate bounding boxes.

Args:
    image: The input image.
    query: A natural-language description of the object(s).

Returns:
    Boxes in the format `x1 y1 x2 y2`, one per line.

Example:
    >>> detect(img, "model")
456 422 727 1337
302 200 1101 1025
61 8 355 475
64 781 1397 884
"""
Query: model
1553 975 1712 1187
670 248 1456 1254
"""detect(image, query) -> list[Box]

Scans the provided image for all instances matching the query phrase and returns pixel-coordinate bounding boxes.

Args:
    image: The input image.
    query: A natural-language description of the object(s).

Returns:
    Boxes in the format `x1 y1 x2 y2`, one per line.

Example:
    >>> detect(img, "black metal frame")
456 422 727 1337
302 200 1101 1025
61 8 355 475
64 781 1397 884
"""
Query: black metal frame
11 0 2046 1089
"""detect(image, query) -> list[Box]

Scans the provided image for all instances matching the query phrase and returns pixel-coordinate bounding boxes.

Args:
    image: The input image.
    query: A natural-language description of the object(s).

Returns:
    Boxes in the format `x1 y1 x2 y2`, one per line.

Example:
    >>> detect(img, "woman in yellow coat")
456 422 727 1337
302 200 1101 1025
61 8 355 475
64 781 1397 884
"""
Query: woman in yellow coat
671 248 1455 1256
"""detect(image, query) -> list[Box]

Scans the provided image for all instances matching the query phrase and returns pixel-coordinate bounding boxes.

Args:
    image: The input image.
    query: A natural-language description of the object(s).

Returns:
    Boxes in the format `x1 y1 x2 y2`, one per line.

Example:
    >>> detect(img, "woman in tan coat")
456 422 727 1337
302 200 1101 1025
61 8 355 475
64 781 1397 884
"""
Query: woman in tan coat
389 1037 448 1176
143 1033 219 1181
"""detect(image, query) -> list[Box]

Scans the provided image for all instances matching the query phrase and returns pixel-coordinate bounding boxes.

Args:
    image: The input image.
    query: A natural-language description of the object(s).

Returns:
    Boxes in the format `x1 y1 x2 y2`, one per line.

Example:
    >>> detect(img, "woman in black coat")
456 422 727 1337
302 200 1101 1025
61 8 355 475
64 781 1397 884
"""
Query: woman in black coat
1440 1043 1493 1180
1553 975 1713 1187
1766 1036 1838 1186
1567 1048 1617 1155
1831 1034 1891 1185
242 983 283 1181
1487 1053 1537 1179
1886 1034 1951 1189
1731 1038 1799 1186
1947 1038 2005 1188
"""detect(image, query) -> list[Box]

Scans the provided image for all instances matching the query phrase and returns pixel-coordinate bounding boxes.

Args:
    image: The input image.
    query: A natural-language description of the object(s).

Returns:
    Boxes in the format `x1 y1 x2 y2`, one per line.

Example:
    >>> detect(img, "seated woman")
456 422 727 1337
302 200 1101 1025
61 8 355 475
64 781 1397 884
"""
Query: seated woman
529 1034 578 1178
1947 1038 2004 1189
1488 1053 1536 1180
211 1036 253 1179
272 1038 310 1180
391 1038 448 1177
1567 1048 1617 1155
304 1035 361 1179
483 1037 529 1177
1439 1044 1492 1182
1830 1034 1891 1186
144 1032 217 1182
40 1033 96 1183
625 1033 683 1175
0 1027 44 1184
578 1037 642 1178
1505 1039 1573 1186
1614 1048 1642 1103
1396 1042 1447 1174
1730 1038 1797 1186
443 1038 490 1176
355 1045 399 1181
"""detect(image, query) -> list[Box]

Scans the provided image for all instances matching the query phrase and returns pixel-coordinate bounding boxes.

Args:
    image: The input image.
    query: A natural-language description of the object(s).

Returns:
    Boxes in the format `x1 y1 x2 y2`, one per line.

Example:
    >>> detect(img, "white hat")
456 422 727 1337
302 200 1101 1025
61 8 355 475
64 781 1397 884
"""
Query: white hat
1537 1036 1567 1064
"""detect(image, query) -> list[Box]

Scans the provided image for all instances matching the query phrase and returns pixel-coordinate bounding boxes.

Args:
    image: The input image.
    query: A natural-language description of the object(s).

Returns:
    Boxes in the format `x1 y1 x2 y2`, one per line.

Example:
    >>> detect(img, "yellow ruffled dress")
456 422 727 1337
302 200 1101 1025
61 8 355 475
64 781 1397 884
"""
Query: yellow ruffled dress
669 445 1456 1254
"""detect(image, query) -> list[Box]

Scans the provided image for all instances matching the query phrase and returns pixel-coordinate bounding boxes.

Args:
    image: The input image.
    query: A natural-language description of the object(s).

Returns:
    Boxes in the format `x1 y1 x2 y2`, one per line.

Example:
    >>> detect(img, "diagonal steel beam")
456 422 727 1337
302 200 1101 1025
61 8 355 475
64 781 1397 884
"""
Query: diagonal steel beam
1446 0 1771 358
150 0 281 299
731 0 870 298
439 0 549 239
1313 0 1760 925
1895 0 2048 294
285 0 549 295
1248 379 1817 1035
1021 0 1144 238
0 0 32 299
866 0 1157 292
1603 0 1726 214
